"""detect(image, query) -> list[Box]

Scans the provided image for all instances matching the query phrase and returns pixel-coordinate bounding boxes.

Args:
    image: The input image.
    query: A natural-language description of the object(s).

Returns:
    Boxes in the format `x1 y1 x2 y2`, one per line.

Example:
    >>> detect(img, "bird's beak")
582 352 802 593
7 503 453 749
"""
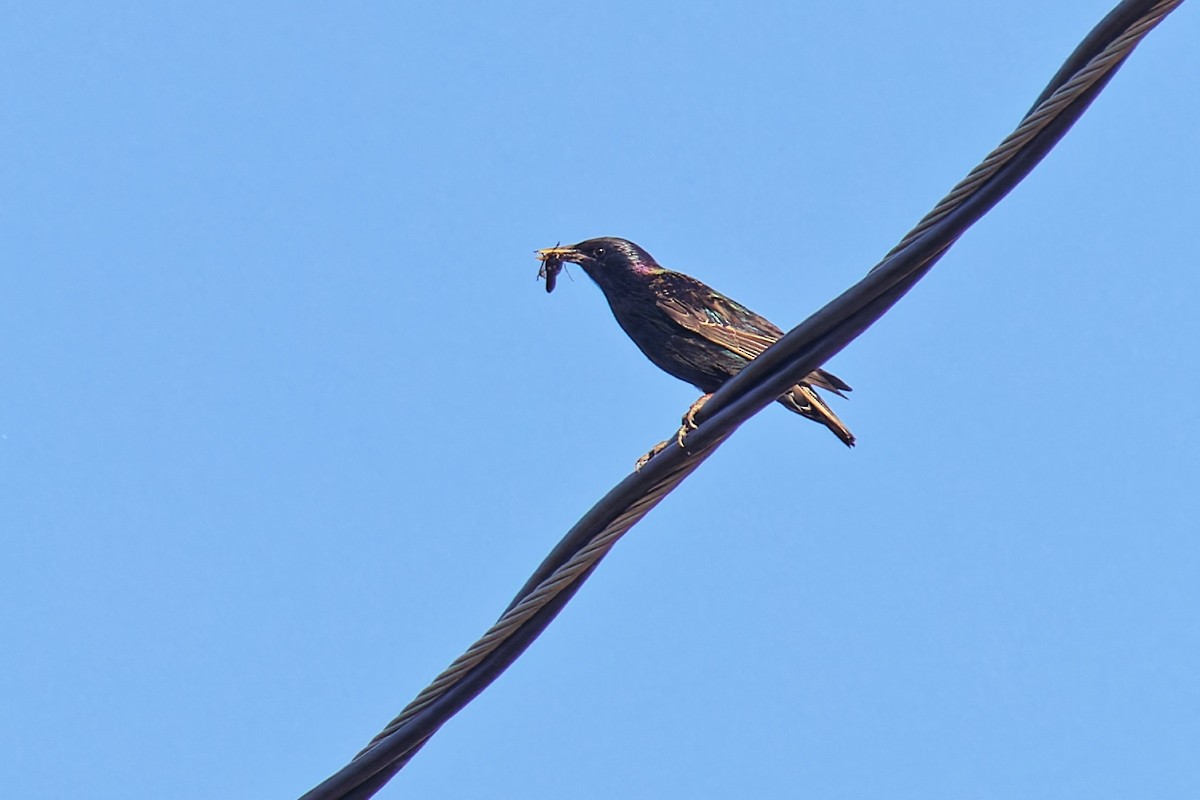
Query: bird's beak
536 245 584 264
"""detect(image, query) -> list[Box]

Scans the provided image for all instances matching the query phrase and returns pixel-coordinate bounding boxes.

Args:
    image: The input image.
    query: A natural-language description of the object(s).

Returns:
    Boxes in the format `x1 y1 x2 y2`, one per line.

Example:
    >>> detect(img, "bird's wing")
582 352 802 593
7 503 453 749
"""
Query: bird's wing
656 280 851 396
656 290 782 362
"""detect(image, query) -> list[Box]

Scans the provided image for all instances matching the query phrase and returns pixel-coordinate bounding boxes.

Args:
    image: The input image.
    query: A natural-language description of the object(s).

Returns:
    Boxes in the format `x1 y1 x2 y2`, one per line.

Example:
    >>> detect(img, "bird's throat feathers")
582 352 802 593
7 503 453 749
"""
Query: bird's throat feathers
583 259 662 296
584 247 664 287
619 257 667 280
628 258 665 277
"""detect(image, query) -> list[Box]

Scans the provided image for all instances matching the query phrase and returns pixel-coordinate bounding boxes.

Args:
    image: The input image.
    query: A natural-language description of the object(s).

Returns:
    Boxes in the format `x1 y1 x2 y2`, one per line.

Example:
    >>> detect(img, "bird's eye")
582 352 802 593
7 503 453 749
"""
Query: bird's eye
594 247 605 257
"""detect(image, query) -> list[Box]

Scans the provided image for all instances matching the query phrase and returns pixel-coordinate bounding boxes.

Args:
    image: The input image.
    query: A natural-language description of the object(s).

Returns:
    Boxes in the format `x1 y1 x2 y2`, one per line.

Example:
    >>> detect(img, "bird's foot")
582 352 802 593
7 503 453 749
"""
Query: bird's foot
676 393 713 449
635 439 671 471
635 394 715 470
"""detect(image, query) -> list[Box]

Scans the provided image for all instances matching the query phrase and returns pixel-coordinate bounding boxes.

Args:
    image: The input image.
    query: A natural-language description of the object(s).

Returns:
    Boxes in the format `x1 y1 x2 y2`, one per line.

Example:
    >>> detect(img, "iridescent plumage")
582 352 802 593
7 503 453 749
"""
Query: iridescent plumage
536 237 855 448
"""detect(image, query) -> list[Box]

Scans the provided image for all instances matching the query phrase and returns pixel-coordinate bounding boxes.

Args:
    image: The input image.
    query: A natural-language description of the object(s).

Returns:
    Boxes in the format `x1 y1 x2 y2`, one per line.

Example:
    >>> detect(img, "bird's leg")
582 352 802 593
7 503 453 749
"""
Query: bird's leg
676 393 713 448
635 393 714 471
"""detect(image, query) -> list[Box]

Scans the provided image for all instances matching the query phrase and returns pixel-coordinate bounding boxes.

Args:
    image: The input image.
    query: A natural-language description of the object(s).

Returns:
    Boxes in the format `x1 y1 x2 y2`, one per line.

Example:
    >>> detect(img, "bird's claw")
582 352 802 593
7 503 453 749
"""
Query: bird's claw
675 423 691 450
636 394 715 469
635 439 670 471
676 393 713 449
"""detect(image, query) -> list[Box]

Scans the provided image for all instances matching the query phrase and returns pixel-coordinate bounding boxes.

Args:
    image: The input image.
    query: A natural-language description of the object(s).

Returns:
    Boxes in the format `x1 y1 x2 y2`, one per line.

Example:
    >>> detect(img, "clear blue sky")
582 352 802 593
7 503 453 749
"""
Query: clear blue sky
3 3 1198 798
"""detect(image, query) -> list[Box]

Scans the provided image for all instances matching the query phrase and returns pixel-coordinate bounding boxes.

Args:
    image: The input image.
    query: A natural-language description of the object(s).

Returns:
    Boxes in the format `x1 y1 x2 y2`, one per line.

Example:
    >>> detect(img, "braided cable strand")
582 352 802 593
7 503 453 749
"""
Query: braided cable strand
356 436 728 754
878 0 1182 265
299 3 1184 798
686 0 1182 436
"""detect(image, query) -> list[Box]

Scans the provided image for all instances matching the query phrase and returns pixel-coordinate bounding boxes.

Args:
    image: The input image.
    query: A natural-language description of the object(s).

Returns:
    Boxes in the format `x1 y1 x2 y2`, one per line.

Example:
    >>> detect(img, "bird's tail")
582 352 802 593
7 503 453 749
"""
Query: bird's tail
779 383 856 447
806 367 852 398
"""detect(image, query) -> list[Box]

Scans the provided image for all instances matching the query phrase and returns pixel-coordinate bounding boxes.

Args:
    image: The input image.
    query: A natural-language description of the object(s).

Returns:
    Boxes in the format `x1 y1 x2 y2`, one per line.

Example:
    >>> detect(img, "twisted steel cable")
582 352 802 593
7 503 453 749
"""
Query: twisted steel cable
879 0 1182 264
300 2 1184 798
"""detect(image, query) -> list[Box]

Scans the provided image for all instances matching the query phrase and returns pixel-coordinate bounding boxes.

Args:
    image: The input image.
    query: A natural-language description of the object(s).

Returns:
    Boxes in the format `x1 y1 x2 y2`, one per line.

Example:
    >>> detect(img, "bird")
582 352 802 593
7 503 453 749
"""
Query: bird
536 237 854 462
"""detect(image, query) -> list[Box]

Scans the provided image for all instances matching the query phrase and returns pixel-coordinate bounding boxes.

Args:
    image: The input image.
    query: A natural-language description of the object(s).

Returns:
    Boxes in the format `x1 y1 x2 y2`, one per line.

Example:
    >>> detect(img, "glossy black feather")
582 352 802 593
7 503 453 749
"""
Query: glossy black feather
538 237 855 446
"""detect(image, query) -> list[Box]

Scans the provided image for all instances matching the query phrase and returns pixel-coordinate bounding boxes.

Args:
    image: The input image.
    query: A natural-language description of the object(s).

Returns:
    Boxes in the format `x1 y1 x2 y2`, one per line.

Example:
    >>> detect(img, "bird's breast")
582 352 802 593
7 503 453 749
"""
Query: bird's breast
601 290 746 393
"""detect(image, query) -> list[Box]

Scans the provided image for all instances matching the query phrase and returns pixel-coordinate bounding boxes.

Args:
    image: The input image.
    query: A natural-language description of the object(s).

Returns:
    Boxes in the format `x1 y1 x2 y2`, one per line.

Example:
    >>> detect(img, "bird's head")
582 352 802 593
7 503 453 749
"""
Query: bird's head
536 237 662 292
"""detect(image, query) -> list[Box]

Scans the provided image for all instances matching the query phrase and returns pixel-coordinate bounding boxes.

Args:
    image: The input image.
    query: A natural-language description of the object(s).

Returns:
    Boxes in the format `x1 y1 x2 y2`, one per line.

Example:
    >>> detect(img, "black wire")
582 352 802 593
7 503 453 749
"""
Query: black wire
299 2 1181 798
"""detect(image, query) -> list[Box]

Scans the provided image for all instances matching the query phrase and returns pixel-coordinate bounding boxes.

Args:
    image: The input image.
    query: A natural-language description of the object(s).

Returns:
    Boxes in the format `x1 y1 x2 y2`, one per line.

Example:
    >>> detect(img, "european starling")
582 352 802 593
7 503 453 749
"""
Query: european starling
536 237 855 456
